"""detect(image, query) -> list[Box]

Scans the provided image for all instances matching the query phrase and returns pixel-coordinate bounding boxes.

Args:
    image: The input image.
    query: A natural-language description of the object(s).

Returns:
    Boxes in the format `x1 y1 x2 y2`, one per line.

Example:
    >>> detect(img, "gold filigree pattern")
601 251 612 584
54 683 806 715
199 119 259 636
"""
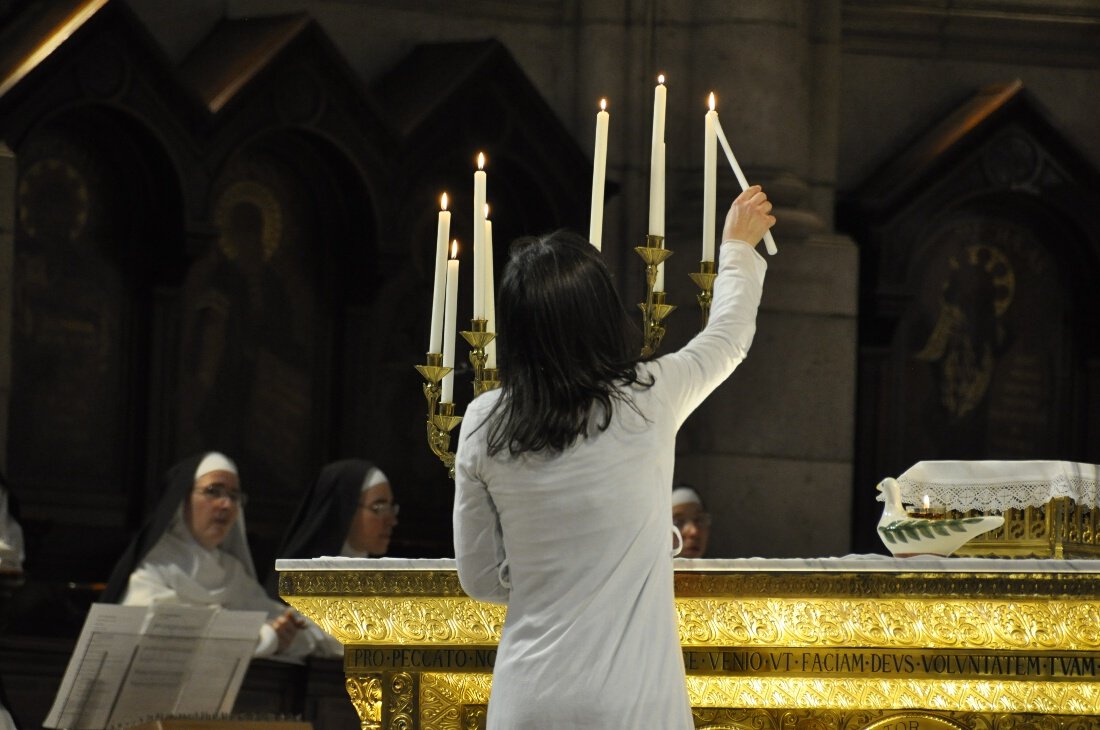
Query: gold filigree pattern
420 673 493 730
460 705 486 730
388 671 418 730
685 676 1100 714
675 599 1100 651
346 674 383 730
286 597 507 645
673 571 1100 598
280 570 467 597
692 709 1100 730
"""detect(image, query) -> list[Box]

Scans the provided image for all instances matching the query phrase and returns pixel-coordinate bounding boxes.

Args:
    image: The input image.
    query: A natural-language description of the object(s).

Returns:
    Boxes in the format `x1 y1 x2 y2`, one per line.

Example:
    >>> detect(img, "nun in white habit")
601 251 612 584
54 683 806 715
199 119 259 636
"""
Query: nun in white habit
101 452 316 659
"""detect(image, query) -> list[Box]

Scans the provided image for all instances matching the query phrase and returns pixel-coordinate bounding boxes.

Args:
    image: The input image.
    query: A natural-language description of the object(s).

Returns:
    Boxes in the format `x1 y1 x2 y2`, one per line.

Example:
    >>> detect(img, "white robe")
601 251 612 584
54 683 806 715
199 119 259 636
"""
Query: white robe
454 241 766 729
122 517 317 659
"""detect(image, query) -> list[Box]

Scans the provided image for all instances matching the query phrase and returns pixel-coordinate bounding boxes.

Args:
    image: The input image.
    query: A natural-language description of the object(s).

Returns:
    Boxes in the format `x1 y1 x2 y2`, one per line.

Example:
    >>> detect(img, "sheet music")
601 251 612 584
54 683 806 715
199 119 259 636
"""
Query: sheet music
44 604 265 729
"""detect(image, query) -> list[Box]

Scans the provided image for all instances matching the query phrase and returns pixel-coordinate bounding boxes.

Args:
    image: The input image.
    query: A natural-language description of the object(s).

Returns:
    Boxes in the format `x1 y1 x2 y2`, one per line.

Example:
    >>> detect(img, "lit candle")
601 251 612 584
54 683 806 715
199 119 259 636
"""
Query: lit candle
484 204 497 368
429 192 451 354
473 153 487 319
441 241 460 403
702 93 717 263
655 141 666 292
713 117 779 255
922 495 931 511
589 98 609 250
648 74 667 237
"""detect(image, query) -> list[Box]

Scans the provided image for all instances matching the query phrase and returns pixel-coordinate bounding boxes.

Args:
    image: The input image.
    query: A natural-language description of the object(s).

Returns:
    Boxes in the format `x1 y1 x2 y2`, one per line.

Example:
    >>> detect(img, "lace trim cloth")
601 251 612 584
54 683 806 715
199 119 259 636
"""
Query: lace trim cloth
876 460 1100 512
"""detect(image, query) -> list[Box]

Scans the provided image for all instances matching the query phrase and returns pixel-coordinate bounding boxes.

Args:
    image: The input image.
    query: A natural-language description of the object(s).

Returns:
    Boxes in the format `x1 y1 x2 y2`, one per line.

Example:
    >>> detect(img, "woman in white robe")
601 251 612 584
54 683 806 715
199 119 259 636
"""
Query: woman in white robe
454 188 774 729
101 452 315 659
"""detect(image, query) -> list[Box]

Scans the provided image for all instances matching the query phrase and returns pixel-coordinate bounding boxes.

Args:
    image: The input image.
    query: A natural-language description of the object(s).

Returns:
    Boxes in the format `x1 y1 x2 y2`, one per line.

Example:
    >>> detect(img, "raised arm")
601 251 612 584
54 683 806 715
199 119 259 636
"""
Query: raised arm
653 186 774 427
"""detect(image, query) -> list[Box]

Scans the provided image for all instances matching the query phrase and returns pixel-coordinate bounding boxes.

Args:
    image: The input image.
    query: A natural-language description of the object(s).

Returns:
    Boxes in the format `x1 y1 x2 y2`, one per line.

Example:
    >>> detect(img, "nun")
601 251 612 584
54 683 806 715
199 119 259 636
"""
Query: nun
671 485 712 559
101 452 317 659
264 459 398 657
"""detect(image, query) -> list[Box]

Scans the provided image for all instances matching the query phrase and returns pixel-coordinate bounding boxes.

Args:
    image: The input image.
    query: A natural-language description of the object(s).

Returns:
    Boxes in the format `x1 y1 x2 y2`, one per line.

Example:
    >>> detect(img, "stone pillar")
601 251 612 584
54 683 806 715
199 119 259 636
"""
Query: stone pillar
652 1 858 557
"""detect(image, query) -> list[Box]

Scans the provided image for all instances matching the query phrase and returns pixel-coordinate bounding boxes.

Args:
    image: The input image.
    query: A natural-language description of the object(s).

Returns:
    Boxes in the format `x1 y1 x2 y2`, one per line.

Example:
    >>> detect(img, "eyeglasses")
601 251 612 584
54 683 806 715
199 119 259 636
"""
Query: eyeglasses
194 485 248 506
673 513 711 530
360 502 400 517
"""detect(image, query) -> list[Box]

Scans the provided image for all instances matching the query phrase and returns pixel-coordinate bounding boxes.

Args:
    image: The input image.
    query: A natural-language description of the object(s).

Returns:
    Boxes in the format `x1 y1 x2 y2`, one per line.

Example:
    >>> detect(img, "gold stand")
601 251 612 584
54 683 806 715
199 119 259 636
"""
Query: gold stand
688 260 716 328
414 353 462 479
460 319 500 397
635 234 676 357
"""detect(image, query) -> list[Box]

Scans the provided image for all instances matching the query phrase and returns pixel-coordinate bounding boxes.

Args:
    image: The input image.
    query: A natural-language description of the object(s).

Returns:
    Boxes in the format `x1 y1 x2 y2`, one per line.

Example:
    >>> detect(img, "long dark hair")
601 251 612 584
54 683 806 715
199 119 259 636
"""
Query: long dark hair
484 230 651 456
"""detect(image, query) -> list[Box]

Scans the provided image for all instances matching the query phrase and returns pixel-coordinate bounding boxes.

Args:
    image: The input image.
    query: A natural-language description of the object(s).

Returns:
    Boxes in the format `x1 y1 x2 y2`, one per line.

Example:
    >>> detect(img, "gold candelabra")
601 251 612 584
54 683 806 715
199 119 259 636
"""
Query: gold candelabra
635 235 676 357
414 353 462 478
688 260 716 328
416 321 502 478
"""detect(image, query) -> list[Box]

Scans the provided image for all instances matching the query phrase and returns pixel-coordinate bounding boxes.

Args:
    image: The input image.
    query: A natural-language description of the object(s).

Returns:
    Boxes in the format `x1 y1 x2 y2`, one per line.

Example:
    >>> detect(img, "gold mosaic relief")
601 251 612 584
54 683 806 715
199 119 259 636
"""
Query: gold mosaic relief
676 598 1100 651
420 673 492 730
346 674 383 730
283 596 507 645
673 571 1100 598
388 671 418 730
280 570 466 597
692 710 1100 730
684 676 1100 714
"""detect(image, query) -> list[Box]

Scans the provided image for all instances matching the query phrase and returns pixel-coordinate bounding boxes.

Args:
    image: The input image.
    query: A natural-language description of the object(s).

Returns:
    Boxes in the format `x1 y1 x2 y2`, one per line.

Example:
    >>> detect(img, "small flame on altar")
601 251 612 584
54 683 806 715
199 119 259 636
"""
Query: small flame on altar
657 73 666 85
922 495 931 510
477 152 485 170
450 240 458 259
708 92 715 111
440 192 448 211
599 98 607 111
483 203 490 219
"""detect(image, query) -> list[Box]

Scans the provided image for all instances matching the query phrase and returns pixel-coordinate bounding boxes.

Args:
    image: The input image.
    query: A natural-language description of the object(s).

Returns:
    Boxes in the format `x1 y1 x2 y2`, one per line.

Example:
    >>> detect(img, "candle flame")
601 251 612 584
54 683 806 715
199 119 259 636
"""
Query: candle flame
441 192 448 211
657 73 665 85
599 98 607 111
922 495 931 510
477 152 485 170
708 92 715 111
450 240 458 259
483 203 490 219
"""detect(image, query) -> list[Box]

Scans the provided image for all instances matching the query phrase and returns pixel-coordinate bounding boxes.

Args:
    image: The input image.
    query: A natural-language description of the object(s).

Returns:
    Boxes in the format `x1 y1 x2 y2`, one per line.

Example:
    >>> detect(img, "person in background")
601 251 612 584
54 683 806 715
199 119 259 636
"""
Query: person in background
0 471 23 573
265 459 398 656
672 485 712 559
101 452 316 659
0 471 21 730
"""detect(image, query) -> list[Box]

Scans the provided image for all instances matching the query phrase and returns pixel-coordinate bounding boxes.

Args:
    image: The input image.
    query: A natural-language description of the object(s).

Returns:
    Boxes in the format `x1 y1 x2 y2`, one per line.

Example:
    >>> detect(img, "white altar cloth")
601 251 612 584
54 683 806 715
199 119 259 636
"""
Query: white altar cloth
889 460 1099 512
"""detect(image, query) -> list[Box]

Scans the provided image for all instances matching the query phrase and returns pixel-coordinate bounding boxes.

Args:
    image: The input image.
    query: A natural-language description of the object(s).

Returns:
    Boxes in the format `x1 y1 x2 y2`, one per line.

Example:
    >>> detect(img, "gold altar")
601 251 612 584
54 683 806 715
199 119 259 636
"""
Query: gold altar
277 558 1100 730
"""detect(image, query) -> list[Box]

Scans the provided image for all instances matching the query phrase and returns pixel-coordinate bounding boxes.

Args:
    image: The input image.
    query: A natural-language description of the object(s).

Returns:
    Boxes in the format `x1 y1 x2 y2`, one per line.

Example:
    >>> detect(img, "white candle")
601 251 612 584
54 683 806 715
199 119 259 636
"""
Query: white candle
702 93 717 263
473 153 487 318
655 141 665 291
648 75 667 237
441 241 460 403
589 98 609 250
713 117 779 255
429 192 451 353
484 205 497 369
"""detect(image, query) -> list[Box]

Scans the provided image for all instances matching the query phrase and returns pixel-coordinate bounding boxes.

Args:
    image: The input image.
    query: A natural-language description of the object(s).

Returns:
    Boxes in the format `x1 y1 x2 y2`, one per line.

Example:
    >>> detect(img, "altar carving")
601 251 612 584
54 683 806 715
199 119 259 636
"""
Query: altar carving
278 558 1100 729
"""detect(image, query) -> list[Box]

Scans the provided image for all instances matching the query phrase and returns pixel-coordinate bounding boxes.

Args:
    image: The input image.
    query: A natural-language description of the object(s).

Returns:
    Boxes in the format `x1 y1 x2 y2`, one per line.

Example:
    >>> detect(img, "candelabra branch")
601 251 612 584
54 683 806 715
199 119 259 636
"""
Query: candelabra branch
415 353 461 479
634 235 676 357
688 260 717 329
